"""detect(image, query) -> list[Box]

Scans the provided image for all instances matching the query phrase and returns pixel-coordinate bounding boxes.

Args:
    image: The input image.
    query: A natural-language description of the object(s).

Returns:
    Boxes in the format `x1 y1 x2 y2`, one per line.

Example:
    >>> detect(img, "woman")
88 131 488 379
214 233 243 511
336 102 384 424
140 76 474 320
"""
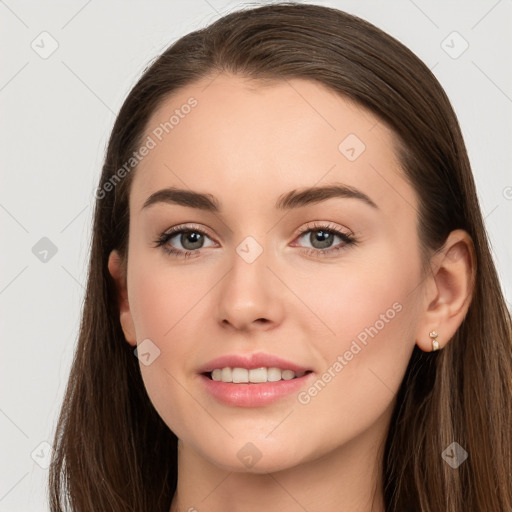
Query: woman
48 3 512 511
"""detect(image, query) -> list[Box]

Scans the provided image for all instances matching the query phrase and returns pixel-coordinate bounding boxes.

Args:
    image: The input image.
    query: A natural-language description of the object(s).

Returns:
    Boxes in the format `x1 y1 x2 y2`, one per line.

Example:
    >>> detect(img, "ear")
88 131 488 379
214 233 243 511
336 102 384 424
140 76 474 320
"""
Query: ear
415 229 476 352
108 250 137 347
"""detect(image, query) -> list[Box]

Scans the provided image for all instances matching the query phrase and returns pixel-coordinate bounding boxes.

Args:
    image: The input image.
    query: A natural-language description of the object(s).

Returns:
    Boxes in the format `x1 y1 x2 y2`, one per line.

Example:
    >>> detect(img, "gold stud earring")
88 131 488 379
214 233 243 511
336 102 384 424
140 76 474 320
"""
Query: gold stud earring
429 331 440 351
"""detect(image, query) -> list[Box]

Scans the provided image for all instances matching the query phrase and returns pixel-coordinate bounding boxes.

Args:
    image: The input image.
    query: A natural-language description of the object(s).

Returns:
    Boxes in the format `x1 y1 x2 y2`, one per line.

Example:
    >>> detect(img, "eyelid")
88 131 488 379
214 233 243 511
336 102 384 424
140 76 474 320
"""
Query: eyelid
294 220 353 238
163 223 217 241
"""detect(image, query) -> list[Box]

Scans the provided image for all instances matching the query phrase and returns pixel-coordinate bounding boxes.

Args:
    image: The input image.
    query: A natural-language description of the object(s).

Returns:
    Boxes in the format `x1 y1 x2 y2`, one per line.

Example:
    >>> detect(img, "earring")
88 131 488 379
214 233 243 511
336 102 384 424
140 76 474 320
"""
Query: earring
429 331 440 351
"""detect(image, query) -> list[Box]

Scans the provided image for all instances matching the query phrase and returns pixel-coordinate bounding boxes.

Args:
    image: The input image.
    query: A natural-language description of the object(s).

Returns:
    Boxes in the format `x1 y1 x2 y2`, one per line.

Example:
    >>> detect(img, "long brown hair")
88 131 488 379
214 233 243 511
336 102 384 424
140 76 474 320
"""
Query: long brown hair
48 3 512 511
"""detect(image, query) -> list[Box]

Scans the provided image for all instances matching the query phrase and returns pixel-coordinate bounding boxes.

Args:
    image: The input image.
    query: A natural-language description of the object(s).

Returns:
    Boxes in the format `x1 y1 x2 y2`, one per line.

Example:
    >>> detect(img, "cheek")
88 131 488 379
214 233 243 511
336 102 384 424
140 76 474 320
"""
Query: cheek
291 247 421 429
291 243 420 349
128 251 214 342
126 256 219 432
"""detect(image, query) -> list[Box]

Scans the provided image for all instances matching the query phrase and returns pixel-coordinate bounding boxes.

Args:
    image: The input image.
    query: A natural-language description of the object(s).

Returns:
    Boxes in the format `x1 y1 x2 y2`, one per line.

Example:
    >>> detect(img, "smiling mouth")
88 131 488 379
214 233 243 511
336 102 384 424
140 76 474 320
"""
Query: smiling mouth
202 367 314 383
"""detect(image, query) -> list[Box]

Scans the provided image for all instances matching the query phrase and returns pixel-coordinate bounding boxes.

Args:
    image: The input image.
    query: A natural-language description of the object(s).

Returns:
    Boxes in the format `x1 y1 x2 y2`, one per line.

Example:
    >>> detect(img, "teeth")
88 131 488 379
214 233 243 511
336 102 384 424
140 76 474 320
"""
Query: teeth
232 368 249 383
282 369 295 380
267 367 281 382
248 367 267 383
221 367 232 382
210 367 307 383
211 369 223 381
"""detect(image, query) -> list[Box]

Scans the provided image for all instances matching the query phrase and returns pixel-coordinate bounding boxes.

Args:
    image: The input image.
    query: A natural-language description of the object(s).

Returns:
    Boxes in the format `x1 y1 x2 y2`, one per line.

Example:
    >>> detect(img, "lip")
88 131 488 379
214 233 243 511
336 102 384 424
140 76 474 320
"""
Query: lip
199 372 315 407
197 352 311 374
197 352 314 407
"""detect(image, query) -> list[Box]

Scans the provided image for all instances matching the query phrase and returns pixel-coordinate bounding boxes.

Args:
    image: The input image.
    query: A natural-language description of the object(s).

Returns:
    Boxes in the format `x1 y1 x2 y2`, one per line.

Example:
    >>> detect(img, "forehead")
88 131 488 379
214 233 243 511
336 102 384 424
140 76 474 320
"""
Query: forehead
130 73 416 219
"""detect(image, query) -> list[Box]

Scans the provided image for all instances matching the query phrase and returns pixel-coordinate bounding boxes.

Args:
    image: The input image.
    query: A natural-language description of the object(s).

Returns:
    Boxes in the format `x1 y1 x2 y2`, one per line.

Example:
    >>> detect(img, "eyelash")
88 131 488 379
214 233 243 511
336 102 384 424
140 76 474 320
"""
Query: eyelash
153 221 357 259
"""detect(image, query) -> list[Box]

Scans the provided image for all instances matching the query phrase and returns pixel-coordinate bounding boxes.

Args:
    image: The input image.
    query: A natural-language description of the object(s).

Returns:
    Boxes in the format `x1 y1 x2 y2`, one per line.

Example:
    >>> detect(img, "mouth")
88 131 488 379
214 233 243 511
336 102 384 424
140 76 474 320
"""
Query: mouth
202 367 314 383
197 352 315 406
198 367 315 407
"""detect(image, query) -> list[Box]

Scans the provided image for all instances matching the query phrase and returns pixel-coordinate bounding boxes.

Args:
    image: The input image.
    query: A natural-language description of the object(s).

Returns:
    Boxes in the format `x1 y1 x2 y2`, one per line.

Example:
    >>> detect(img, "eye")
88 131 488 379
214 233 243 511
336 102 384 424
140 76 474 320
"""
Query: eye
293 221 357 257
153 221 357 259
153 225 216 259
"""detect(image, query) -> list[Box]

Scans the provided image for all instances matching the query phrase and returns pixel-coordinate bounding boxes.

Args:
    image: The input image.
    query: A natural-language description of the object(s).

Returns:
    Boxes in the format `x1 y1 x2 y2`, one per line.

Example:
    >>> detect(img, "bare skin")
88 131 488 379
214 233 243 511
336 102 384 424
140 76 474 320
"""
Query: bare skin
108 73 474 512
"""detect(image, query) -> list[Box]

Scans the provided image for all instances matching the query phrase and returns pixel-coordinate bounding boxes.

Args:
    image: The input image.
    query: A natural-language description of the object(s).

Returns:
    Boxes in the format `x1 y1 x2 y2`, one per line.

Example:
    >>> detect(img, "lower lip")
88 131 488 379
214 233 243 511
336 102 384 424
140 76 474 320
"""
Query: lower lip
199 372 314 407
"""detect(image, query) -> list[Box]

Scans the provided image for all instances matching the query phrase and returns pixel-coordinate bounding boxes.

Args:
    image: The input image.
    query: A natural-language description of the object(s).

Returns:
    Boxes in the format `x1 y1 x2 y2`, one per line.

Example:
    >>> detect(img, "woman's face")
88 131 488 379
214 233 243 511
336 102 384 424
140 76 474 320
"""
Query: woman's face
112 73 427 472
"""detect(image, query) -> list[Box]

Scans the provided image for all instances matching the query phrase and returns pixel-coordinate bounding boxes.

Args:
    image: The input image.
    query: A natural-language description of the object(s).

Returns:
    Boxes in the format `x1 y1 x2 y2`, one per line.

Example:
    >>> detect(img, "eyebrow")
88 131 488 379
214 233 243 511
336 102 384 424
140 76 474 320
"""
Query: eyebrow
141 182 378 212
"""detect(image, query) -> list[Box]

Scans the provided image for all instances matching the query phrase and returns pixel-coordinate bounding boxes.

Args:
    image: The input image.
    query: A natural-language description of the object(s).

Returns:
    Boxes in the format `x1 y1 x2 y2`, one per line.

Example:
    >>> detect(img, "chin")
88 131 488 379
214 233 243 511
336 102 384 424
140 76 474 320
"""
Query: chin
198 439 307 474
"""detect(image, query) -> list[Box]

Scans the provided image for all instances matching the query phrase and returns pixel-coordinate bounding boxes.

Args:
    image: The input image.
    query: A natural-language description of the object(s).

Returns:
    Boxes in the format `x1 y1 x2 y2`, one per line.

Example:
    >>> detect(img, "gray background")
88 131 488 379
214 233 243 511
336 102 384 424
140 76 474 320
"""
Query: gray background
1 1 511 510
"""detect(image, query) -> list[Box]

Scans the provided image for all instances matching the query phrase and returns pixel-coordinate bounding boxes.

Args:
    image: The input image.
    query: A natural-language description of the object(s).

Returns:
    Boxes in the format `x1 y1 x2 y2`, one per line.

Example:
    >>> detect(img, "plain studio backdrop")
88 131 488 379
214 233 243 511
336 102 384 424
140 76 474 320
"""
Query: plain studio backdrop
1 1 511 510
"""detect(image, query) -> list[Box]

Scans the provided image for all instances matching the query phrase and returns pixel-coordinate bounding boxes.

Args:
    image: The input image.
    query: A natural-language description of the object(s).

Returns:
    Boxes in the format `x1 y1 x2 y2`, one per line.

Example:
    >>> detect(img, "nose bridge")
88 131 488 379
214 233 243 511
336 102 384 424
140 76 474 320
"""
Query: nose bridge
229 233 272 301
216 232 283 329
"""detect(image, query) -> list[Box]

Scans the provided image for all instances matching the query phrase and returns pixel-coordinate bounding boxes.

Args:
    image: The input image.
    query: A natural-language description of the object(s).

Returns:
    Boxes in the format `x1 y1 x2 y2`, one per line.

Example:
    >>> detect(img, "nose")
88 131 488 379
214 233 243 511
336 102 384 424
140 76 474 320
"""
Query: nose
215 239 286 332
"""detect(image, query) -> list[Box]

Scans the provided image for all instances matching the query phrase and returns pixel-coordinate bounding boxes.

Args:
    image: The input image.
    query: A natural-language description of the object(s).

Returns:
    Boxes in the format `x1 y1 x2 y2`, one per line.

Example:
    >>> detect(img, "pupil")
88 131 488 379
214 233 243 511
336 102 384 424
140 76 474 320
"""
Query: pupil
311 230 333 249
182 231 203 250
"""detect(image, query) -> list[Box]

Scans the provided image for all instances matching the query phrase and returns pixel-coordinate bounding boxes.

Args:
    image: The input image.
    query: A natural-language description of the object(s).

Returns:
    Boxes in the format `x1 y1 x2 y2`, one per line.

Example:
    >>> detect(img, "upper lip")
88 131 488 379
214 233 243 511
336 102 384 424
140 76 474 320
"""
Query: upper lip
198 352 311 374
